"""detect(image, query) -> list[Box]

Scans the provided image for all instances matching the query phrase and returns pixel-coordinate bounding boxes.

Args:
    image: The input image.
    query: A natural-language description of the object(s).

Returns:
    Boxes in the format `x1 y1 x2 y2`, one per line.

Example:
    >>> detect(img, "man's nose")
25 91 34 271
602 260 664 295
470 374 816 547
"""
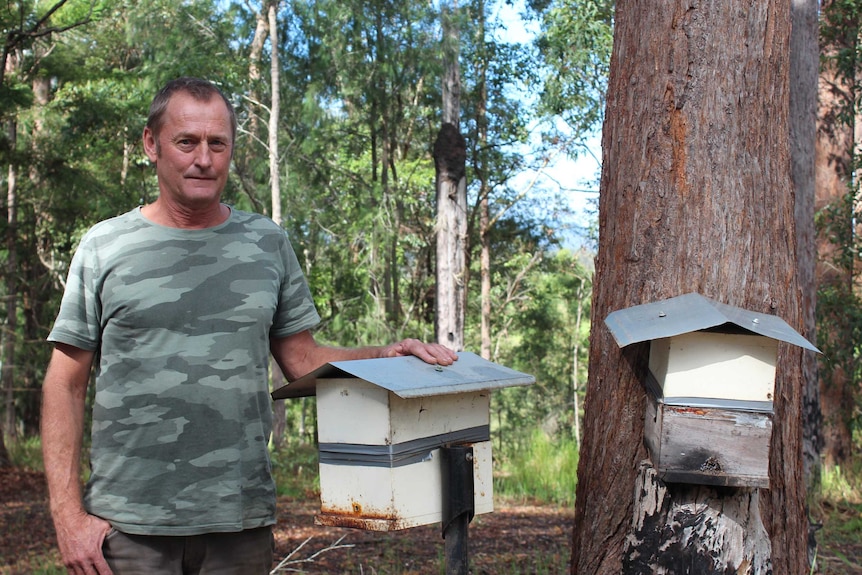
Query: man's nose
194 143 214 168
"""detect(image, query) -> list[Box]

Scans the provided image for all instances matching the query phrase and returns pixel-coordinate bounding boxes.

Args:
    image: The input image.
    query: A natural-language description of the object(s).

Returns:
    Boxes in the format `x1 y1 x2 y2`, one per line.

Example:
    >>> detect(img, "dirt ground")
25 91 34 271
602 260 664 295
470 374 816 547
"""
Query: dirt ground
6 466 862 574
0 467 573 574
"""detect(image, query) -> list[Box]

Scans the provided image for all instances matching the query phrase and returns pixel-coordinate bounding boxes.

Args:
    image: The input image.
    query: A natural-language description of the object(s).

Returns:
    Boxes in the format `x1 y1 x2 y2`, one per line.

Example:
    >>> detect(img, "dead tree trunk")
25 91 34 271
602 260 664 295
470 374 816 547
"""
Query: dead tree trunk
571 2 808 574
434 123 467 352
434 3 467 352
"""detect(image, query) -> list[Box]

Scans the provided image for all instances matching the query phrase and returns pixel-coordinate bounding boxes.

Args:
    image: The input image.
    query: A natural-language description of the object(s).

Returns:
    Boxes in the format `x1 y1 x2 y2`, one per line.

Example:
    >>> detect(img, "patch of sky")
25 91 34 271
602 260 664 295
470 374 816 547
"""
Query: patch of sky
492 0 602 250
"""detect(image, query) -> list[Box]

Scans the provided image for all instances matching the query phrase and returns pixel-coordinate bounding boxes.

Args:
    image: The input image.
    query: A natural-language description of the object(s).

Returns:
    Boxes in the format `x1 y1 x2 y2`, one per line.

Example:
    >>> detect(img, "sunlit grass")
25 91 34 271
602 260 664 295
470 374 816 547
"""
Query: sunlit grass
6 435 44 471
493 429 578 506
811 462 862 574
270 441 320 498
819 463 862 505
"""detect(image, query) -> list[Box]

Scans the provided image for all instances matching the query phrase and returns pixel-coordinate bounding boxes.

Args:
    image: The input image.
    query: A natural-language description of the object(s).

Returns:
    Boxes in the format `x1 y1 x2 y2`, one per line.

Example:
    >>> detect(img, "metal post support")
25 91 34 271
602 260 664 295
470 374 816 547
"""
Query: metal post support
441 444 475 575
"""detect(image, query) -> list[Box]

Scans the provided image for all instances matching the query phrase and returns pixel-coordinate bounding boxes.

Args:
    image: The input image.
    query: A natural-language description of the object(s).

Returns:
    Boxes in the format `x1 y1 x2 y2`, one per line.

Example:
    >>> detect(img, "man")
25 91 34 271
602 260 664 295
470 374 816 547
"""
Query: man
41 77 457 575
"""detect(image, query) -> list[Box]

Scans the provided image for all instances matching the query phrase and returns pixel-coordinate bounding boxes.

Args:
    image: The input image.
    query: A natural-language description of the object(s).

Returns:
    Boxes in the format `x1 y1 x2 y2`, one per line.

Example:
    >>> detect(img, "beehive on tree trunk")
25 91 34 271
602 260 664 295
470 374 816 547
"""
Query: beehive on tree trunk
570 1 811 574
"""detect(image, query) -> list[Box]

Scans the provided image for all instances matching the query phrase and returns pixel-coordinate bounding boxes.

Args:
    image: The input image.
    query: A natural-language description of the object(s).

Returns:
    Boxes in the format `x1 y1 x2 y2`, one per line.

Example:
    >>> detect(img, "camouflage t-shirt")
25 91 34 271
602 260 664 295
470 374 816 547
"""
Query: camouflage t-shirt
48 206 321 536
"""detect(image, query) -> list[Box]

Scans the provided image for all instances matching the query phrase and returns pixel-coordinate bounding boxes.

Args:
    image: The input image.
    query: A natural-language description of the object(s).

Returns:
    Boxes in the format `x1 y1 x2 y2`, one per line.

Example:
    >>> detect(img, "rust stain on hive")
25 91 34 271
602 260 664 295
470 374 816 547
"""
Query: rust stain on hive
315 500 412 531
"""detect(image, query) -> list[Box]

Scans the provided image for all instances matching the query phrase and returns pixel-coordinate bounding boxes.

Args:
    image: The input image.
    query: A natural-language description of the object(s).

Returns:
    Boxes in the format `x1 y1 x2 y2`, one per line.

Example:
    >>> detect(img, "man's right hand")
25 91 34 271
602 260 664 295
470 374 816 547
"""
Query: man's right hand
54 510 113 575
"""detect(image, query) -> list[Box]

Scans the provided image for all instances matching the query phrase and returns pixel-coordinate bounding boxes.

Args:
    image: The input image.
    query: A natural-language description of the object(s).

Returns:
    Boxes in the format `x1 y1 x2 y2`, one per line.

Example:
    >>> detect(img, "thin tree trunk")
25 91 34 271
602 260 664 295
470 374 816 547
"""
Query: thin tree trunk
435 3 466 352
572 2 806 573
572 281 584 448
267 0 287 450
2 133 16 441
0 432 9 467
1 47 17 451
268 1 281 227
476 0 491 361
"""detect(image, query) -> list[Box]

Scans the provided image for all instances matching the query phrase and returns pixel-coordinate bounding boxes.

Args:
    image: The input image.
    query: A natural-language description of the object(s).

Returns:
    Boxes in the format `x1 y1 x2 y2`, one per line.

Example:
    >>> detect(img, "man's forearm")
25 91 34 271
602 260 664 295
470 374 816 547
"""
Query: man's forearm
41 345 113 573
42 374 88 520
41 345 94 521
271 330 458 381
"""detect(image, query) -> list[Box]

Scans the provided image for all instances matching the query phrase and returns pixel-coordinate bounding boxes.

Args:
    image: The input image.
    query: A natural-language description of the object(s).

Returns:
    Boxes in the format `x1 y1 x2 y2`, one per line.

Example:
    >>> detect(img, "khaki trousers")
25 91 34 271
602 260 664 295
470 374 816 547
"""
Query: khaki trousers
102 526 274 575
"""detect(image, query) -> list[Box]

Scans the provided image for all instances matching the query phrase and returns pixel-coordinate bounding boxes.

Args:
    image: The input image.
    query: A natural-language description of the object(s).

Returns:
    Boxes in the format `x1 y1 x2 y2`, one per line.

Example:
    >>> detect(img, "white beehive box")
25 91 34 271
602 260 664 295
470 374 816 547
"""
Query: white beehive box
648 331 779 405
272 351 534 531
606 293 819 488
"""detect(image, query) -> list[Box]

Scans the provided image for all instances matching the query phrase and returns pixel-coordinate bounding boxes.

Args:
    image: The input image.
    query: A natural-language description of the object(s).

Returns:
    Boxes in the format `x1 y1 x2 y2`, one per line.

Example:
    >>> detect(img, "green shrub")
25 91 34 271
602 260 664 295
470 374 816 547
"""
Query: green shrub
819 463 862 504
494 429 578 506
7 435 45 471
270 442 320 498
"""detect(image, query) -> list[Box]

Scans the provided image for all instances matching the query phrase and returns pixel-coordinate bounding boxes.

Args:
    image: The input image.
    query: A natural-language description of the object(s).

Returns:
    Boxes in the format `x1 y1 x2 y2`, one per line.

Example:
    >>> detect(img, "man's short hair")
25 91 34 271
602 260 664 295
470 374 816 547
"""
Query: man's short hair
146 77 237 153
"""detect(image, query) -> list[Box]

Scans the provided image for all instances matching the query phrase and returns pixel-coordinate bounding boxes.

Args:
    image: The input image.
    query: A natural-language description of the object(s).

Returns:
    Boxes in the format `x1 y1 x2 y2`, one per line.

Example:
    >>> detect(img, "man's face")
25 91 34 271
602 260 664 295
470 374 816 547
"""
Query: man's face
143 92 233 210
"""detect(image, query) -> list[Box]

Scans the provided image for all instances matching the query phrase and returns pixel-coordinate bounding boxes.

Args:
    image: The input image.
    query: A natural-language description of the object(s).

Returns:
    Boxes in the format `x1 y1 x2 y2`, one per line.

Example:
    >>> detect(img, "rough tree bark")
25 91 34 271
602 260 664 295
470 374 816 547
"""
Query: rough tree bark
789 0 820 491
571 2 808 574
435 3 467 352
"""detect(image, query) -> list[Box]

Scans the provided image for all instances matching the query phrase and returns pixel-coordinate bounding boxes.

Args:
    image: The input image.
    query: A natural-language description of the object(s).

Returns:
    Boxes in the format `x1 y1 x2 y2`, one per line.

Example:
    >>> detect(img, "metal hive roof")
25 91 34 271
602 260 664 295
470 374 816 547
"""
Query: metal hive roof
604 292 820 352
271 351 535 400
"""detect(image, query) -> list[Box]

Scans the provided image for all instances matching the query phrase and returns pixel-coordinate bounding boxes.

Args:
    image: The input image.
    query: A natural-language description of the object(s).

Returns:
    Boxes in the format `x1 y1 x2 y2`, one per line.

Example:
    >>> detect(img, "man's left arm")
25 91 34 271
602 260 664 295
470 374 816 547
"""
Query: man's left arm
270 329 458 381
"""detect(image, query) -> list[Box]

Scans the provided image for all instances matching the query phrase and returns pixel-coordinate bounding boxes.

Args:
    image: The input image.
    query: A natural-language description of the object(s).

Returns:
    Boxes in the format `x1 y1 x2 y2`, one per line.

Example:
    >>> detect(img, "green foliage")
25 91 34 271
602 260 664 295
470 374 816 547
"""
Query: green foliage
821 0 862 108
270 442 321 498
17 561 66 575
478 247 592 446
819 463 862 504
0 0 598 471
6 434 45 470
811 462 862 574
815 0 862 457
534 0 613 150
494 428 578 506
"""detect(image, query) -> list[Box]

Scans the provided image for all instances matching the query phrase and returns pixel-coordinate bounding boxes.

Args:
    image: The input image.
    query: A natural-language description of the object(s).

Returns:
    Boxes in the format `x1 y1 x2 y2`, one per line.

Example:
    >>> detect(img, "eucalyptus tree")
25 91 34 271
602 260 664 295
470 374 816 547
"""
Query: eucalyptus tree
573 1 809 572
279 0 443 346
534 0 613 155
789 0 819 492
450 0 599 447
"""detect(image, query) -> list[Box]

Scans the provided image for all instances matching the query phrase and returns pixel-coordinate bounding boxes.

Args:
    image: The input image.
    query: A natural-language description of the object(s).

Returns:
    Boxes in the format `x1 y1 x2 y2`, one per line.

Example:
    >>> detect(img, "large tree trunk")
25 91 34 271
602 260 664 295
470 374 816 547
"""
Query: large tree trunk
788 0 821 562
789 0 820 492
435 3 466 352
571 2 808 574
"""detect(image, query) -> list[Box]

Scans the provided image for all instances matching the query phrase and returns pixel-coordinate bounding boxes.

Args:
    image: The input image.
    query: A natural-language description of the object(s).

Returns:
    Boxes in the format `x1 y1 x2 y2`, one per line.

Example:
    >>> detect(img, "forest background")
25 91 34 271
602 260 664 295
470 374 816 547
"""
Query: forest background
2 0 862 571
0 0 611 464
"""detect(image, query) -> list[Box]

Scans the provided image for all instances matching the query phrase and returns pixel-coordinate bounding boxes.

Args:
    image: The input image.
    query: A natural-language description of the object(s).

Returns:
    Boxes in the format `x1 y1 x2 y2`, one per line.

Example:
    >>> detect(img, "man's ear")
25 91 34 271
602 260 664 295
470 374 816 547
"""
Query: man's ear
142 127 159 163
